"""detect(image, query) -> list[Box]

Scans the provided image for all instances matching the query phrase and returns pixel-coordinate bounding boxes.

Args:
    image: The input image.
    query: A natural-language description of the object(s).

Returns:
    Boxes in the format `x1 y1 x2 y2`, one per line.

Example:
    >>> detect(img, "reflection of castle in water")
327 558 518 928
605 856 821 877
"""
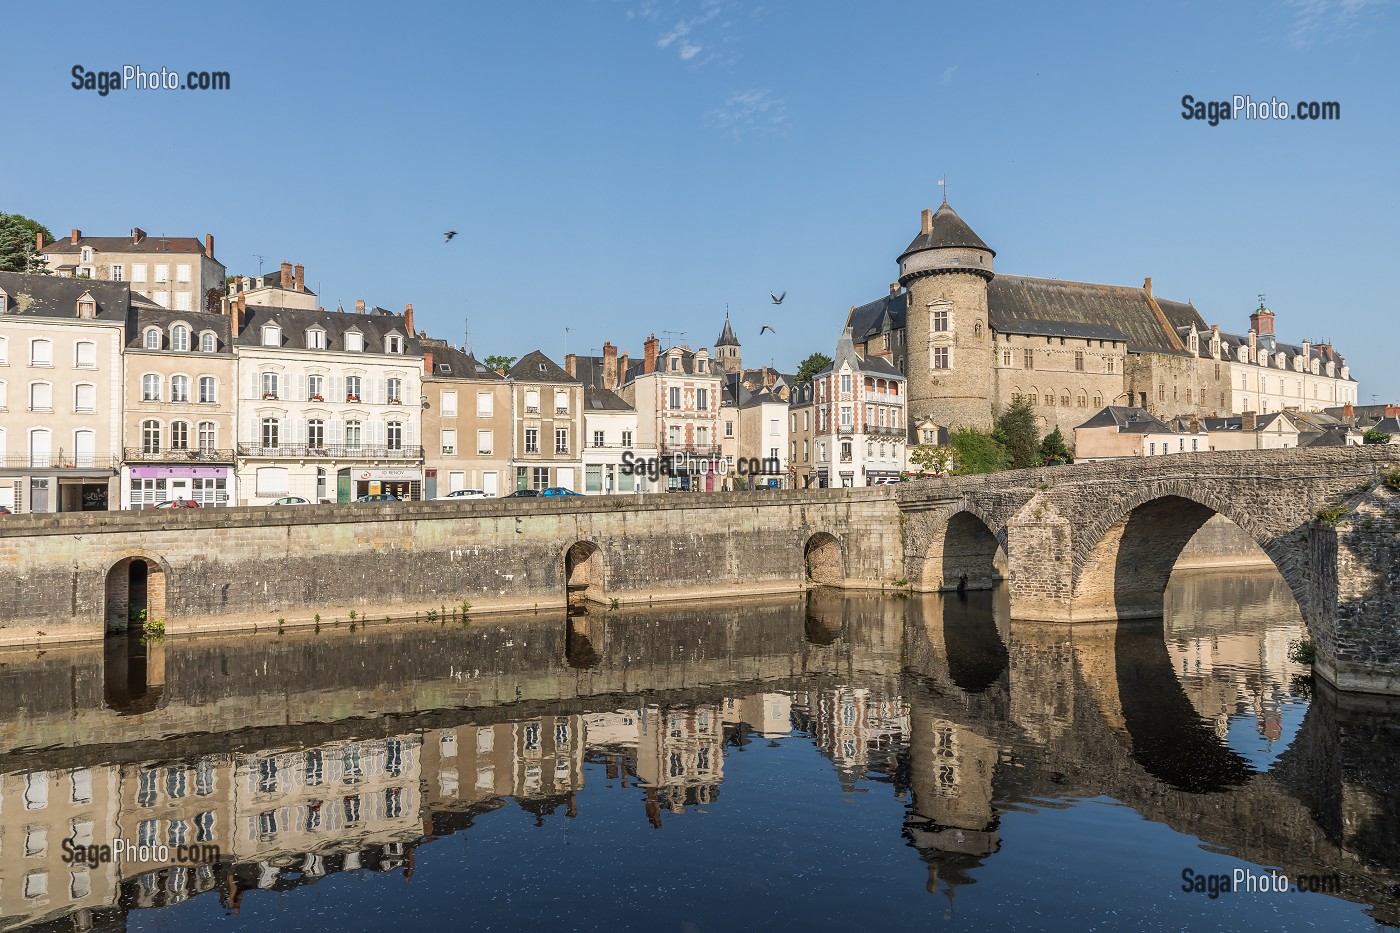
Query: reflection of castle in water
1 575 1398 928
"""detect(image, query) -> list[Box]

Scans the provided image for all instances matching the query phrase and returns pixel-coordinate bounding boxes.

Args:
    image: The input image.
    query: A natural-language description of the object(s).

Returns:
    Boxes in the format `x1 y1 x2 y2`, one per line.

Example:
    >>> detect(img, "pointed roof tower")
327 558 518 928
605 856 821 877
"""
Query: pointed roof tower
897 202 995 285
715 311 741 348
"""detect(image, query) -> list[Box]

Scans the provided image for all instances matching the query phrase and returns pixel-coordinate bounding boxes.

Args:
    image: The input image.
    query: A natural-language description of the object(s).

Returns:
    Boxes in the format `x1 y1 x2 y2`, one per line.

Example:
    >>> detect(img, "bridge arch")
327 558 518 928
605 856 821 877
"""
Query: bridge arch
803 532 843 586
1071 484 1306 621
919 506 1008 593
104 554 171 635
564 541 605 608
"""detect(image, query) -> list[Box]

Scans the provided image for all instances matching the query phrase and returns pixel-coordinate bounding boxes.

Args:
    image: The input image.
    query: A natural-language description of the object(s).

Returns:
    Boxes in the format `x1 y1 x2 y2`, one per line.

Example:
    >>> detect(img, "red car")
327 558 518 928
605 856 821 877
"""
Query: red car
147 499 201 510
0 506 10 515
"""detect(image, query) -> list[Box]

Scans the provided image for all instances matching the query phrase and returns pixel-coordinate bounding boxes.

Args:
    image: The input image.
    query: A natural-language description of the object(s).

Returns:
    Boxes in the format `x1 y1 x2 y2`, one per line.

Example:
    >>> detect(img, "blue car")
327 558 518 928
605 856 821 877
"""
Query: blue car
541 487 582 497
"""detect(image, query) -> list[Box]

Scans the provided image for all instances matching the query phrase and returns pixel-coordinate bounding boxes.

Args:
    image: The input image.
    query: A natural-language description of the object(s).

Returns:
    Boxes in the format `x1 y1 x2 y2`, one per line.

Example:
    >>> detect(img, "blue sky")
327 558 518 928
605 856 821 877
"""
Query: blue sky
3 0 1397 400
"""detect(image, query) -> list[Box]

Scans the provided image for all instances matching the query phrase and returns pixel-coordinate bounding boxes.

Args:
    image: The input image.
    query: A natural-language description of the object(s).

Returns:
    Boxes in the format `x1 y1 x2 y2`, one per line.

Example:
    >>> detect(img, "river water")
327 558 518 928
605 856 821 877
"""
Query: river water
0 569 1396 931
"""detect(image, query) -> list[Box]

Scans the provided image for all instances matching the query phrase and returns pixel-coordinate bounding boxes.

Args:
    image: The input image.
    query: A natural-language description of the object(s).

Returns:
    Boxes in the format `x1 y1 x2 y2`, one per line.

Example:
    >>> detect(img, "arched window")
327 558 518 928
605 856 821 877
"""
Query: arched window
261 372 279 399
74 383 96 413
200 331 216 353
345 376 362 401
554 390 569 413
387 377 402 403
170 421 190 450
197 421 216 452
144 329 161 350
142 419 161 454
74 340 96 368
171 325 190 352
142 374 161 401
199 376 216 404
29 338 52 366
29 381 53 411
171 375 190 402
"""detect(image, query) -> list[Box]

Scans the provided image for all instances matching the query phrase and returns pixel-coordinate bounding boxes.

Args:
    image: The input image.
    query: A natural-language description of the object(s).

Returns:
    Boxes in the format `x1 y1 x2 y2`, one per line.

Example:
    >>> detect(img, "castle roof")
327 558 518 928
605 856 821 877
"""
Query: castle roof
715 314 740 347
988 275 1200 355
898 203 994 261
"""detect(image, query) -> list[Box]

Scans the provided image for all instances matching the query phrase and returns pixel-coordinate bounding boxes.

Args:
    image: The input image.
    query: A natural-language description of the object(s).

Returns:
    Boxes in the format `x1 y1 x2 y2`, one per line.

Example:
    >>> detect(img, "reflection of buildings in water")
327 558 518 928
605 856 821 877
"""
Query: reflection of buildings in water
636 704 725 818
422 716 585 823
790 687 909 790
723 693 793 740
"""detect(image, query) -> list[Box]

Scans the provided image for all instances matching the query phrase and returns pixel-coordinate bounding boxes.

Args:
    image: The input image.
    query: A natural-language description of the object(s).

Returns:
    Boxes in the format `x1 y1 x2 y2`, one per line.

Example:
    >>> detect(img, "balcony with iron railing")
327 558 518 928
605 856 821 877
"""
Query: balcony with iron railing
660 443 724 459
1 454 120 470
236 444 425 460
861 425 906 437
124 447 235 463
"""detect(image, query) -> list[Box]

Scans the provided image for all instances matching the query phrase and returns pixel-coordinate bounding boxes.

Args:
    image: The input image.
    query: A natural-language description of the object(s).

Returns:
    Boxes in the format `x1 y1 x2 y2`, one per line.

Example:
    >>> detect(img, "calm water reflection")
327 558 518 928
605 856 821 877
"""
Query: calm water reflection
1 569 1397 932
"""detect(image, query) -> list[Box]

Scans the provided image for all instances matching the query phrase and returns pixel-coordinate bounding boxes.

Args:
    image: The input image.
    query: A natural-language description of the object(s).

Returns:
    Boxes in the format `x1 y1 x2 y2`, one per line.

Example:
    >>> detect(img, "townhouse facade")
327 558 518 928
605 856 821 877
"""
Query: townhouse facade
420 342 511 498
40 228 225 314
121 306 238 508
788 381 816 488
568 345 656 494
622 337 723 491
232 295 423 505
506 351 584 492
0 273 131 512
811 327 907 487
736 387 789 489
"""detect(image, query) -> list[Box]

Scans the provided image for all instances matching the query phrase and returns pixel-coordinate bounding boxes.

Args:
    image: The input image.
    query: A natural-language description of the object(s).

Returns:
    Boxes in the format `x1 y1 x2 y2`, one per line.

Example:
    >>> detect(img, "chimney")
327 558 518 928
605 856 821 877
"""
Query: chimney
1343 401 1355 421
644 334 660 374
204 233 214 258
1250 306 1275 336
423 349 434 375
70 228 81 244
603 341 618 391
131 227 146 245
279 261 293 289
565 353 577 377
920 208 933 236
618 351 630 384
1386 405 1400 418
232 291 246 335
355 299 365 315
1241 411 1257 431
1143 276 1152 297
1301 339 1310 360
35 231 44 251
404 303 415 336
1188 417 1201 434
889 282 900 297
293 263 304 291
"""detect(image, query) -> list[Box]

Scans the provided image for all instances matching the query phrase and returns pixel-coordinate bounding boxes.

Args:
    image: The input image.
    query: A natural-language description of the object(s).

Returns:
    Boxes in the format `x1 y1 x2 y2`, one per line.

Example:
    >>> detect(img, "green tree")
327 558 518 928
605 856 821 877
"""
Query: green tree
793 352 833 385
908 444 951 475
996 398 1041 469
0 213 54 274
484 354 517 373
1038 427 1072 465
948 427 1009 475
1363 428 1392 445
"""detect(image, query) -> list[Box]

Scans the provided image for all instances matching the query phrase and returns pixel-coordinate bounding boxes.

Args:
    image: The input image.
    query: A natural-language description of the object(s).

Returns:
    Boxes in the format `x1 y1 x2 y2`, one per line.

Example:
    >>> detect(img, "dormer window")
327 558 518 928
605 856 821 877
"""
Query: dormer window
76 296 96 319
306 328 326 350
171 324 190 351
261 325 281 347
0 287 7 311
386 334 404 354
200 331 216 353
144 328 161 350
697 359 707 373
80 247 92 263
669 356 679 372
345 331 364 352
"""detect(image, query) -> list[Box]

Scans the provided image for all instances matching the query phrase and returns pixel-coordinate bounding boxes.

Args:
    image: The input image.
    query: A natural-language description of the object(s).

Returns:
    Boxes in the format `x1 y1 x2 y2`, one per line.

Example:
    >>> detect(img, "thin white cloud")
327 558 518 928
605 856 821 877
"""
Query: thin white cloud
679 42 704 60
706 88 788 139
1285 0 1389 48
939 64 957 85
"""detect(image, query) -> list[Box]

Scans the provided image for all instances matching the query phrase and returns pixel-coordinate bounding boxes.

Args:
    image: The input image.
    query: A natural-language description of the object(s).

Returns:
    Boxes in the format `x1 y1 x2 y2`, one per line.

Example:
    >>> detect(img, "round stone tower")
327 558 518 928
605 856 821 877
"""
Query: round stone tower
898 203 995 431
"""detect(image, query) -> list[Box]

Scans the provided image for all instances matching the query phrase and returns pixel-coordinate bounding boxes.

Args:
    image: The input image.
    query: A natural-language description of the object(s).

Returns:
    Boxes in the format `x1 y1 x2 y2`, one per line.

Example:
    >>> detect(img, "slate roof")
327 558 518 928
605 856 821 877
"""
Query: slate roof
788 381 815 409
715 315 740 347
1076 405 1174 434
0 270 155 321
847 292 907 344
584 383 633 412
1199 328 1354 379
988 276 1195 355
898 203 994 261
819 326 905 377
426 344 503 380
1371 417 1400 434
43 236 209 256
237 305 416 354
127 307 232 352
508 350 580 384
738 386 785 409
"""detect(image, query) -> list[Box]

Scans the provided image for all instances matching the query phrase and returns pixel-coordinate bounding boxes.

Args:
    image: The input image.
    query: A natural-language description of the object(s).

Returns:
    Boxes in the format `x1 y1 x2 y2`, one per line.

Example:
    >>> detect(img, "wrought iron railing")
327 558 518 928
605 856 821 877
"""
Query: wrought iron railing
236 444 425 459
0 454 119 469
123 448 235 463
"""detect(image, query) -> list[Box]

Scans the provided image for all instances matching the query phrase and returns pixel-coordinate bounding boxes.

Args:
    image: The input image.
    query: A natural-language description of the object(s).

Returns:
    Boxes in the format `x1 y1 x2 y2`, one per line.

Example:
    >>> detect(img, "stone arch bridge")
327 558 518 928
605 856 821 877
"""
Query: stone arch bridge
0 447 1394 693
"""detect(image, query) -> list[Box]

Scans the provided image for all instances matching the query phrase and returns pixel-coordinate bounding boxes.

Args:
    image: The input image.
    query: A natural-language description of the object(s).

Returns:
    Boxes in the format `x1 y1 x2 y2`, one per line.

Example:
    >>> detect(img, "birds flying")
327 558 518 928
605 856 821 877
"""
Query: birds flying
759 324 776 335
444 231 457 243
770 291 786 304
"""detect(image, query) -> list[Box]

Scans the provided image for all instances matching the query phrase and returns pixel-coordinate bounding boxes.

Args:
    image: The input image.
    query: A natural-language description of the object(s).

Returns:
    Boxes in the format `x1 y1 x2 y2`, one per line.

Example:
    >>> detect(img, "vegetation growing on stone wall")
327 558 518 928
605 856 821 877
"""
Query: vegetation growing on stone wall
1315 505 1348 526
1287 638 1316 665
1383 467 1400 490
1363 428 1392 445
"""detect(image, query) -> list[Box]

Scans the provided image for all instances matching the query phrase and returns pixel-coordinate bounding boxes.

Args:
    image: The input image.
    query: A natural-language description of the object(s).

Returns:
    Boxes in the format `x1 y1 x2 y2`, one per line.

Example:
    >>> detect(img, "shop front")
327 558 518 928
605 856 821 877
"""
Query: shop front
341 467 423 502
124 465 233 510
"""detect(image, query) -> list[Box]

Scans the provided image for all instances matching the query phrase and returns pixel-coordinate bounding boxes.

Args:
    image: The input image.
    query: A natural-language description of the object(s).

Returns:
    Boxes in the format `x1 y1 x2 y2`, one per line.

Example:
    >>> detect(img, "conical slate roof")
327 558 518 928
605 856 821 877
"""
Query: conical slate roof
898 203 994 261
715 313 740 347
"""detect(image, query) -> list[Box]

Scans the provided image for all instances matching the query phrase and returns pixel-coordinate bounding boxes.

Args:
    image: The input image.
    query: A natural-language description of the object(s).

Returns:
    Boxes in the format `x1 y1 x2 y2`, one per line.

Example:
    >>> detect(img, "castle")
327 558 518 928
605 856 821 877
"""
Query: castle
846 203 1358 436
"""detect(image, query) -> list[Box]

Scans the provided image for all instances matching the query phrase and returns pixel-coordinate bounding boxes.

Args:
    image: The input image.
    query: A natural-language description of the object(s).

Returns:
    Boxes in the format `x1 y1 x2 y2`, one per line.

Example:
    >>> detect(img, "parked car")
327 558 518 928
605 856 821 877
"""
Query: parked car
0 506 10 515
354 493 399 503
437 489 490 501
148 499 201 509
541 487 582 497
504 489 542 498
271 496 311 506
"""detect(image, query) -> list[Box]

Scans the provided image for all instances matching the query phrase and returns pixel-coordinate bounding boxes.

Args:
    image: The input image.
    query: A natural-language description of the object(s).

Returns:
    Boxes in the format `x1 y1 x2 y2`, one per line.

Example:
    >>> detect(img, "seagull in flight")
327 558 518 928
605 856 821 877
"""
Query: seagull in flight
759 324 776 335
444 231 457 243
770 291 786 305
